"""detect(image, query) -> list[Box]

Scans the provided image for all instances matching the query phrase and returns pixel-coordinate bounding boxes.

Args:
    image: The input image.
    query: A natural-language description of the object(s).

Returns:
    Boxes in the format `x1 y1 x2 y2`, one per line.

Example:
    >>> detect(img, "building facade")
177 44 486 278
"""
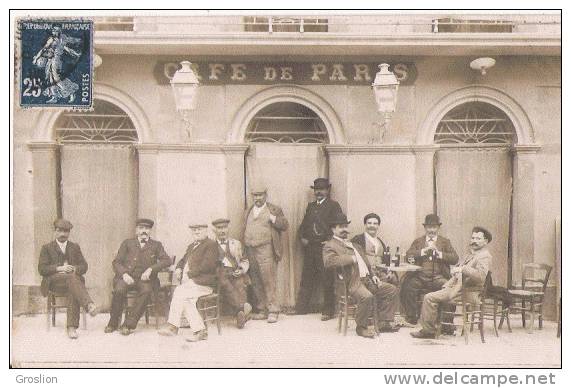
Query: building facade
13 13 561 317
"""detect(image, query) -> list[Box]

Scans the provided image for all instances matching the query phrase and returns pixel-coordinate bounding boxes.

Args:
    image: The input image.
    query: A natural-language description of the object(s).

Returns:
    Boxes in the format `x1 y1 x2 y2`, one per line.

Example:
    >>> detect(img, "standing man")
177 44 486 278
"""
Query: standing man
411 227 492 339
323 214 400 338
159 223 219 342
243 185 289 323
212 218 252 329
400 214 459 325
296 178 343 321
105 218 171 335
38 219 97 339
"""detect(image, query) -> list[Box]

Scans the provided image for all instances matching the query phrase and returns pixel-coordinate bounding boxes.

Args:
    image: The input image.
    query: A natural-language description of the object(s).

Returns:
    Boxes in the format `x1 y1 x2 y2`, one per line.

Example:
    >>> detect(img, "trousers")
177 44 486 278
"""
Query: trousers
296 242 335 316
48 273 93 328
400 273 448 321
419 287 481 333
218 270 249 315
247 243 279 314
167 279 212 332
108 279 153 330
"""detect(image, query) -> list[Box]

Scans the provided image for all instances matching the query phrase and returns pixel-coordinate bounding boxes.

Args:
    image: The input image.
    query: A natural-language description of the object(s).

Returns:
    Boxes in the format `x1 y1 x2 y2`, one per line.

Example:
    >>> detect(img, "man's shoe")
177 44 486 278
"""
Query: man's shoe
267 313 278 323
321 313 334 321
86 303 97 317
378 323 401 333
356 326 376 339
158 324 178 336
405 317 418 325
243 303 252 321
410 330 436 339
236 311 247 329
120 326 133 336
67 328 79 339
104 326 116 334
250 312 268 320
186 330 208 342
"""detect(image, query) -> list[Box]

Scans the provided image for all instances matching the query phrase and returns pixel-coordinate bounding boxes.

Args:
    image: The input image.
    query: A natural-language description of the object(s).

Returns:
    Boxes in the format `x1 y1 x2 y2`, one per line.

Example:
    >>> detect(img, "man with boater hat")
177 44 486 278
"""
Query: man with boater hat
38 218 97 339
296 178 343 320
242 184 289 323
212 218 252 329
400 214 459 326
105 218 171 335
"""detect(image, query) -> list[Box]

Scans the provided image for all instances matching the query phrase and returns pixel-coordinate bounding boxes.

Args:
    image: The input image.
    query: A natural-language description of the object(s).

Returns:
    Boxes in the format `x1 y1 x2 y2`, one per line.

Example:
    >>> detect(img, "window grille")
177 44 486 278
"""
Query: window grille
246 102 328 144
55 99 138 143
435 102 516 144
433 18 514 33
243 16 328 32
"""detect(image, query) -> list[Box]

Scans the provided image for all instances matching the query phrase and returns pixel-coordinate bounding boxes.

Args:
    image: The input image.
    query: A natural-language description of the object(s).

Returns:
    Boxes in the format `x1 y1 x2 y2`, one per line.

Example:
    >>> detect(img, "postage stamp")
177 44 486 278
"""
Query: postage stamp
18 19 93 109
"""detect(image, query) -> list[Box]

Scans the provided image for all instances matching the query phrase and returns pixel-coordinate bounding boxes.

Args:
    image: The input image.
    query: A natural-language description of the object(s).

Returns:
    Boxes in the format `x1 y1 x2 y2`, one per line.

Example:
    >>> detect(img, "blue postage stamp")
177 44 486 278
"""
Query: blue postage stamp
18 19 93 108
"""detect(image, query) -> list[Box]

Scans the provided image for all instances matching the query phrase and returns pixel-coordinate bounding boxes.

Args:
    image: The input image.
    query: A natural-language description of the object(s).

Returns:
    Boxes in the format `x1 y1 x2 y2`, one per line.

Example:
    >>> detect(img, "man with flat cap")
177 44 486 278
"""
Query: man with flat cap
212 218 252 329
296 178 343 321
159 223 219 342
105 218 171 335
400 214 459 326
242 184 289 323
323 213 400 338
411 226 493 339
38 218 97 339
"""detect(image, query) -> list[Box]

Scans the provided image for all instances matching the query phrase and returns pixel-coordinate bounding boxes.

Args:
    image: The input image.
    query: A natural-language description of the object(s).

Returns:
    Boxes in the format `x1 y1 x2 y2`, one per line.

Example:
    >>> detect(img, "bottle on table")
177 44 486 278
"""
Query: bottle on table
383 246 391 266
393 246 401 267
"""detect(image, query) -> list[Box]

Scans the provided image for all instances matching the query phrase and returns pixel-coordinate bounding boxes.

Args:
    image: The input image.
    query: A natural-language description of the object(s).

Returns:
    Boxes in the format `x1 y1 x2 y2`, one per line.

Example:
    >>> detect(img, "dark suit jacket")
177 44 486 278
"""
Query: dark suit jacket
112 238 171 284
405 235 459 279
241 202 289 260
299 198 343 243
38 240 88 297
175 238 220 287
350 233 397 285
322 237 374 296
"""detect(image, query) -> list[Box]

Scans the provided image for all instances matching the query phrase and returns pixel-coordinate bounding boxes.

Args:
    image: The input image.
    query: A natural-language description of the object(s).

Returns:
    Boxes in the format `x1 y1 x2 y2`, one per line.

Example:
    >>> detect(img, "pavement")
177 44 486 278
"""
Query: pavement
11 313 561 368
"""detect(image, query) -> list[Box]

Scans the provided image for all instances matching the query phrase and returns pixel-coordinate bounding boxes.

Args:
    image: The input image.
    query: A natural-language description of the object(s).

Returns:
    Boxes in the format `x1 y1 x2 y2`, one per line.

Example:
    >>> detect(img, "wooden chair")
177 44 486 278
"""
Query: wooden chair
197 285 222 335
435 272 489 344
46 289 87 330
473 273 508 337
336 270 378 336
123 268 174 329
505 263 552 332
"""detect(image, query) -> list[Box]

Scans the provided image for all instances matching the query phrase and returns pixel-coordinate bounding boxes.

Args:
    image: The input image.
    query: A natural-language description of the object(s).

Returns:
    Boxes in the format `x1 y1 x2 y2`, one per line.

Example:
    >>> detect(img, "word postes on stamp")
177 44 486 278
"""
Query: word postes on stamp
19 19 93 109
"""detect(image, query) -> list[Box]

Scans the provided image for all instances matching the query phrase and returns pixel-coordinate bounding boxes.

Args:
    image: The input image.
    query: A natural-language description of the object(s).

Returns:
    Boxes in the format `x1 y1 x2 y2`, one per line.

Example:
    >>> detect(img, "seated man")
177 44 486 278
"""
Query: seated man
212 218 252 329
323 213 400 339
400 214 459 325
351 212 399 287
411 226 492 339
159 223 220 342
105 218 172 335
38 219 97 339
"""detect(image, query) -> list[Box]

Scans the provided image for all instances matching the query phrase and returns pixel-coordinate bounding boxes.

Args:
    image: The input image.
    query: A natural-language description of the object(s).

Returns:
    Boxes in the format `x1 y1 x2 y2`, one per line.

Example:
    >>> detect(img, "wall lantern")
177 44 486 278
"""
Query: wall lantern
372 63 400 143
470 57 496 76
170 61 200 141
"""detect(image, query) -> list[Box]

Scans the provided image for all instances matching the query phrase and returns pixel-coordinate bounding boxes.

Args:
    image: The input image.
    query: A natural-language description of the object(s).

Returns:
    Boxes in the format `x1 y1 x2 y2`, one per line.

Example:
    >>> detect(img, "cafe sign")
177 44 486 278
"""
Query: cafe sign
154 61 417 86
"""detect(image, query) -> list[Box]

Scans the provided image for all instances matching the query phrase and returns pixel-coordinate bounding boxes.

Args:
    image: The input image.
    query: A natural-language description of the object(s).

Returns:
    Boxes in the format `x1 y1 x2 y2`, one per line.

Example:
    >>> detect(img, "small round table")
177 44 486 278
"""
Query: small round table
377 263 422 326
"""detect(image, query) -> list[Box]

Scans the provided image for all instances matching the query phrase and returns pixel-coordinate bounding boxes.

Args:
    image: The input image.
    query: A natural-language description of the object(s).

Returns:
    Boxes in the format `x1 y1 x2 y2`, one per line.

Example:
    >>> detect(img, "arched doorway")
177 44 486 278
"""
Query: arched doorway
244 101 329 310
55 99 139 309
434 101 516 286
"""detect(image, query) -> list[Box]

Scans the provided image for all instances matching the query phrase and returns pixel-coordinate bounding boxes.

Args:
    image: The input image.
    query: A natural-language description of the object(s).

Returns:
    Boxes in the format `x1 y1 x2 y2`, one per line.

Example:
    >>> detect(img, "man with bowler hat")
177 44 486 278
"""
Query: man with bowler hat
38 218 97 339
400 214 459 326
296 177 343 320
105 218 171 335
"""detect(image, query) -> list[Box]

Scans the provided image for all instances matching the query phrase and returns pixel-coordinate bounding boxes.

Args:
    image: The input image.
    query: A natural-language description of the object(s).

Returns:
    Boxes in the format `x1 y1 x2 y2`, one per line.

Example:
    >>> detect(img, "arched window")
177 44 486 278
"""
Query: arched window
245 102 329 143
434 102 517 144
55 99 138 143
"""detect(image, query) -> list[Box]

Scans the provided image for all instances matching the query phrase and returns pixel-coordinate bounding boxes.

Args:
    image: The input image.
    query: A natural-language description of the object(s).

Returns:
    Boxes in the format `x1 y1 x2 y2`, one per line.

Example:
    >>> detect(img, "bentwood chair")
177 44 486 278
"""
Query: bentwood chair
46 288 87 330
504 263 552 332
473 273 509 337
436 272 490 344
336 268 378 336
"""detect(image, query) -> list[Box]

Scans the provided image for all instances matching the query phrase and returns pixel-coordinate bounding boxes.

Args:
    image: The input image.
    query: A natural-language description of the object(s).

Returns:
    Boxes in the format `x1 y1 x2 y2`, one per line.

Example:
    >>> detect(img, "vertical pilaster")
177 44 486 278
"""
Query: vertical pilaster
413 146 438 236
222 145 249 238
